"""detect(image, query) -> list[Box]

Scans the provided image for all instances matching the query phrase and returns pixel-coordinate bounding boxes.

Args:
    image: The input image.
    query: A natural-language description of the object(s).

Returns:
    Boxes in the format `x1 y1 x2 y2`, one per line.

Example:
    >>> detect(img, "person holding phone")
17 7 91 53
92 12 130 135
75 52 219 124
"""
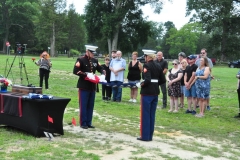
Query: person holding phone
35 51 52 89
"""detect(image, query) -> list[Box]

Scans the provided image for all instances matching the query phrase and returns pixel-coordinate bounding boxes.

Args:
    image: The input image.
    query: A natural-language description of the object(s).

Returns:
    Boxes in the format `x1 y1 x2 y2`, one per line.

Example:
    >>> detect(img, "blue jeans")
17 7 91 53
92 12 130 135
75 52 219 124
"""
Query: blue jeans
111 81 123 101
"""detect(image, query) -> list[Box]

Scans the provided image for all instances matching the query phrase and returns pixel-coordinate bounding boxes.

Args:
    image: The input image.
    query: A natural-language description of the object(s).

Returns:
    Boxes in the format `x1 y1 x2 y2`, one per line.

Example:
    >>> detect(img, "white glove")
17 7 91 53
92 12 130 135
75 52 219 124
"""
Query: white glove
87 73 95 80
136 82 141 88
99 75 106 82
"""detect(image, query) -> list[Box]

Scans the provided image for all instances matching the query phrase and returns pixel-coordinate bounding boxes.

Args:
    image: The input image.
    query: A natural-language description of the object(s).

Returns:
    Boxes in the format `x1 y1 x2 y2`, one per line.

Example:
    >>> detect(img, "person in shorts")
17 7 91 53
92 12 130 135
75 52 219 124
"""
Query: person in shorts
184 55 198 114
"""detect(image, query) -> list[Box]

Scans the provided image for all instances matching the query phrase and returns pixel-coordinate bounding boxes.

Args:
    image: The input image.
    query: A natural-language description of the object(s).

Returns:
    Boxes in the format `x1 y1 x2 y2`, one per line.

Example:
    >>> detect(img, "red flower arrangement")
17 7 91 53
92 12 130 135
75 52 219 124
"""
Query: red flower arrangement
0 78 12 87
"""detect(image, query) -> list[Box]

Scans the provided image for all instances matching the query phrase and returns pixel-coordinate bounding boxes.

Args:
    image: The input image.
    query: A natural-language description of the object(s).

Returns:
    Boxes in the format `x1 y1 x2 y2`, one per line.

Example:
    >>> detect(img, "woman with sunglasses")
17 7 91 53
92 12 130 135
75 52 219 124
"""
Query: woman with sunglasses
35 51 52 89
166 59 183 112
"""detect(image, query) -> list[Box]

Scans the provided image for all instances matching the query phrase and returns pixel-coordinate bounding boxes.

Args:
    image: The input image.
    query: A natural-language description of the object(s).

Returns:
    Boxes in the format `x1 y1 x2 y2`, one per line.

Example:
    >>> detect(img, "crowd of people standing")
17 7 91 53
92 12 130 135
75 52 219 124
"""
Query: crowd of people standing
100 48 213 118
73 45 213 142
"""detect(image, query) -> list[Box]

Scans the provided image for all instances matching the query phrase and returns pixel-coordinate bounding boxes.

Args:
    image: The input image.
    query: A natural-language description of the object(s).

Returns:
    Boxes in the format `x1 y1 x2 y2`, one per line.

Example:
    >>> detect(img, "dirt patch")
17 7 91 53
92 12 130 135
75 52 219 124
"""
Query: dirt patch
60 110 238 159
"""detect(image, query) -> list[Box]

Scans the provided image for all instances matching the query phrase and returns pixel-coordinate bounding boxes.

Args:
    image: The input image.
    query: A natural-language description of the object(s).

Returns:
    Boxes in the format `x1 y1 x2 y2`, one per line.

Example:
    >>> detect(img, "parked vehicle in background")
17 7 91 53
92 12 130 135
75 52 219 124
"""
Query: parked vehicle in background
137 55 145 63
228 60 240 68
210 58 216 65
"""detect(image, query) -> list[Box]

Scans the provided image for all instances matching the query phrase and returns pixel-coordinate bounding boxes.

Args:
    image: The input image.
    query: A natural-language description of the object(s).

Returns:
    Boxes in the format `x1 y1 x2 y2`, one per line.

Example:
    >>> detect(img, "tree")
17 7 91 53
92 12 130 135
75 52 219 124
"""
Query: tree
160 21 176 58
142 21 164 51
84 0 166 54
166 23 202 57
36 0 66 57
65 4 86 53
186 0 240 60
0 0 39 53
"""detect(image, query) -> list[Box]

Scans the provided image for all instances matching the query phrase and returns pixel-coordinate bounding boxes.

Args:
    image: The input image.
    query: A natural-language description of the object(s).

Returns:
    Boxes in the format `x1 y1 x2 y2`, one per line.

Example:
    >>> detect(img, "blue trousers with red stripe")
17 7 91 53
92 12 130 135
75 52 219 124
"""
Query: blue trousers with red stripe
140 95 158 141
78 89 96 126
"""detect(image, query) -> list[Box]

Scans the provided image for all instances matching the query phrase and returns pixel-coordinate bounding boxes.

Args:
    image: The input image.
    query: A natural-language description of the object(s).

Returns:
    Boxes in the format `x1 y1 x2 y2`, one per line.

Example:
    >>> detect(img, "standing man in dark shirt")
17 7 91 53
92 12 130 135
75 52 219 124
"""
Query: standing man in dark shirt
184 55 198 114
73 45 105 129
155 51 168 108
137 50 166 141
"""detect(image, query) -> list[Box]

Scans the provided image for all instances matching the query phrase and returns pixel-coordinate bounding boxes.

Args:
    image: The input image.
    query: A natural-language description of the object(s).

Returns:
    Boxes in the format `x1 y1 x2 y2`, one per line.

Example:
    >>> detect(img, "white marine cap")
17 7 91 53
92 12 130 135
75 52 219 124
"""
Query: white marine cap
142 49 156 58
142 49 156 55
85 45 98 54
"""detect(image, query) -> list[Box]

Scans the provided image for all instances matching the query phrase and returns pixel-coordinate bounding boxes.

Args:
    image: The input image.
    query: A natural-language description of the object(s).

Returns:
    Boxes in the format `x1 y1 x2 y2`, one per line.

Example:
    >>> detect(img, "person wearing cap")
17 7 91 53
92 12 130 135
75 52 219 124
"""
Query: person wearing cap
73 45 105 129
195 48 213 111
184 55 198 114
137 50 166 141
155 51 168 109
109 50 126 102
35 51 52 89
178 52 186 68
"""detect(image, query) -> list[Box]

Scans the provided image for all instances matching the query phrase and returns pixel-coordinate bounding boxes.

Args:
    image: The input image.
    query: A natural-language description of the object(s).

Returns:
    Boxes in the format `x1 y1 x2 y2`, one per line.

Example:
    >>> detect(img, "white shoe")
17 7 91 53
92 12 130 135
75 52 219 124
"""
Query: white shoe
168 109 173 113
129 99 133 102
173 110 178 113
132 99 137 103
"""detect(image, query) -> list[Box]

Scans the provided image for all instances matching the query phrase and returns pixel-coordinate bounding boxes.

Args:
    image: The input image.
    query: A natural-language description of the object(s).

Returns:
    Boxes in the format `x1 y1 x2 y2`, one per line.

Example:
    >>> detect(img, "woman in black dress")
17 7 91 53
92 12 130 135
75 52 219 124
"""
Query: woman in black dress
127 51 143 103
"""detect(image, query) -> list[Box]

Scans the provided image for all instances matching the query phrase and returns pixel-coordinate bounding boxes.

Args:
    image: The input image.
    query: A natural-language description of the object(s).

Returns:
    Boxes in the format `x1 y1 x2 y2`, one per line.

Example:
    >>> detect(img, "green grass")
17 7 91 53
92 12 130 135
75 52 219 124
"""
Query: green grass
0 54 240 159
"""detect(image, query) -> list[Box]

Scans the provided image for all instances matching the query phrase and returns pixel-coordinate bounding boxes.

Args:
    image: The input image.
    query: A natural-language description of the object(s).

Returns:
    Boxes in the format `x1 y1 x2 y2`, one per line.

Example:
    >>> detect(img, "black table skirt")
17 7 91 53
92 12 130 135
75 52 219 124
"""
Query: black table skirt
0 92 71 137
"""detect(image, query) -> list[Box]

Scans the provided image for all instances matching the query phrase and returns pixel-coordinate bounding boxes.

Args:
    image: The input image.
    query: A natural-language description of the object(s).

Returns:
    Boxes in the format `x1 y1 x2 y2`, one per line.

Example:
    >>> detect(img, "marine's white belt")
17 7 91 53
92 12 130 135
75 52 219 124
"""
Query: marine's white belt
151 79 158 83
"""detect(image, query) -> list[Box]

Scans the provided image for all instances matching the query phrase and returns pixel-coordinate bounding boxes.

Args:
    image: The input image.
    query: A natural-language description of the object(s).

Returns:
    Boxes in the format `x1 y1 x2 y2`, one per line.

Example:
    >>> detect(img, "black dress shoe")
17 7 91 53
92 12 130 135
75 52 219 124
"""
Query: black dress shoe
137 137 151 141
80 126 88 129
88 125 95 128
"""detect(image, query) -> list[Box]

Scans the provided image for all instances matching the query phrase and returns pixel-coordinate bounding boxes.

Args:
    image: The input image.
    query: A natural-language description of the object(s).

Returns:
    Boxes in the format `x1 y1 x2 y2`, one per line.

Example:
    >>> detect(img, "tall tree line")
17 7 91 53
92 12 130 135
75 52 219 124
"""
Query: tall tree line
0 0 86 56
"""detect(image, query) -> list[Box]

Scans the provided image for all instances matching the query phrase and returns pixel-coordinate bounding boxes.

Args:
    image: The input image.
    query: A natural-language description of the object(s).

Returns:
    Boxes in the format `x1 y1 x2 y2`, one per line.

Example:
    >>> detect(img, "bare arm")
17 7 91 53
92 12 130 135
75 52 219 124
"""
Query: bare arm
196 67 210 79
163 68 168 75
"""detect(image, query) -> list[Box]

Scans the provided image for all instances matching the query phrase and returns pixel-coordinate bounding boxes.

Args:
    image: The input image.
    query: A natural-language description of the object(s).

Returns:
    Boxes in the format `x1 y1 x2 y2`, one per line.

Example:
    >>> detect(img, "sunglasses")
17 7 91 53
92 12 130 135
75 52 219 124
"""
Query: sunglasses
105 59 110 61
172 63 178 65
201 52 205 54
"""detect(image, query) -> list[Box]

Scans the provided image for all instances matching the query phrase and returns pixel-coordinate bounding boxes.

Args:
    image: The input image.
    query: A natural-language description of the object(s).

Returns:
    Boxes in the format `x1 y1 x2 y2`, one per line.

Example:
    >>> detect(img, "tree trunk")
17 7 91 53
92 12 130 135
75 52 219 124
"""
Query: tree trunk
107 24 120 55
50 22 55 57
108 39 112 55
2 0 9 54
220 20 228 61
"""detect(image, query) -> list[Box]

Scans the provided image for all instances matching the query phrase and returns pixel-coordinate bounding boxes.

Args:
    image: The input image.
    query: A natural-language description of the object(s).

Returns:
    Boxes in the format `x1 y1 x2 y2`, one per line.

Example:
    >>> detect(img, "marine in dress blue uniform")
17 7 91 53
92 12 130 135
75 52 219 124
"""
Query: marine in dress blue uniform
73 45 104 129
137 50 166 141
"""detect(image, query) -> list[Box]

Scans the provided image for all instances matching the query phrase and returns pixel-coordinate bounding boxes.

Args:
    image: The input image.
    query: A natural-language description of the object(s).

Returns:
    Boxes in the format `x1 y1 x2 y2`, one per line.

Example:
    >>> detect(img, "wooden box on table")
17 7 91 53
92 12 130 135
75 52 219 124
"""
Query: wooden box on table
12 85 42 94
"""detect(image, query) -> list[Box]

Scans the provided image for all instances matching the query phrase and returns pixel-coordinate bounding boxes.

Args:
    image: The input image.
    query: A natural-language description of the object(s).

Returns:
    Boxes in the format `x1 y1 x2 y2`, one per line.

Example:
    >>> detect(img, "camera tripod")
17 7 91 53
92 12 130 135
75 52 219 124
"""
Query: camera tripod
5 52 30 85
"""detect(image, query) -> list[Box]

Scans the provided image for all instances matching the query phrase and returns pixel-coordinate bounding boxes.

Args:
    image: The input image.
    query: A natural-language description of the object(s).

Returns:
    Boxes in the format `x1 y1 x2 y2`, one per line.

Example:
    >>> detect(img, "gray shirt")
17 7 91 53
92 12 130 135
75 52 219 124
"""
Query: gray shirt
195 57 213 68
36 58 52 70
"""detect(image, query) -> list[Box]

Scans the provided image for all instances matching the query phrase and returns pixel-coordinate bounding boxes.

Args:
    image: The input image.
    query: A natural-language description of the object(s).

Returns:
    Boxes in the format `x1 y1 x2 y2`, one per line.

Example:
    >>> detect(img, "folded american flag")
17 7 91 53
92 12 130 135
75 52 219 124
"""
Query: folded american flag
27 93 53 99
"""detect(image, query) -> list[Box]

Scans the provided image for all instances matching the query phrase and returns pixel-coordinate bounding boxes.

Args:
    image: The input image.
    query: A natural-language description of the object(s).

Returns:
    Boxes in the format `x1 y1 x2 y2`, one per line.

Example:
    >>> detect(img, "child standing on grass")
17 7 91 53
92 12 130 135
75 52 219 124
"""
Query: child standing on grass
101 57 111 101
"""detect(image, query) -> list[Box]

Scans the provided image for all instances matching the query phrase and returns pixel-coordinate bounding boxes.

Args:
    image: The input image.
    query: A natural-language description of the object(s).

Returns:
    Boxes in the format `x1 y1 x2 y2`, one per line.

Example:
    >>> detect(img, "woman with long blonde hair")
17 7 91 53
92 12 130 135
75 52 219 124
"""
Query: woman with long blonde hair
179 59 188 108
35 51 52 89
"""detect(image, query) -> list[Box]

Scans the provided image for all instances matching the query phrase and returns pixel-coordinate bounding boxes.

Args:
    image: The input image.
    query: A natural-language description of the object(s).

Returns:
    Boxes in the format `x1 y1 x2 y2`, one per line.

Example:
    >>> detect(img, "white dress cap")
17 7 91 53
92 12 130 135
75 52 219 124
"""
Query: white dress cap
85 45 98 51
142 49 156 55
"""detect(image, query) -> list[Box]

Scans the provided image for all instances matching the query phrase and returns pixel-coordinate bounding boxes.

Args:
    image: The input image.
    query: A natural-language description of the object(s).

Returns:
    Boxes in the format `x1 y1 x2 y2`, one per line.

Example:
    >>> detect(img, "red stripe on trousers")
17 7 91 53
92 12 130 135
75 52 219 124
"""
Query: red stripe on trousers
79 89 82 125
140 95 143 138
0 94 3 113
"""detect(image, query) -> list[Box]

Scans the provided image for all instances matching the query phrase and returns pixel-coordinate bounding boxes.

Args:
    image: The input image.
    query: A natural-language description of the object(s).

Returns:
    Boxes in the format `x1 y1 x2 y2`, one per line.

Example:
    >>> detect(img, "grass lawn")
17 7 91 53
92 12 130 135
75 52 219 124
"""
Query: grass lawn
0 54 240 159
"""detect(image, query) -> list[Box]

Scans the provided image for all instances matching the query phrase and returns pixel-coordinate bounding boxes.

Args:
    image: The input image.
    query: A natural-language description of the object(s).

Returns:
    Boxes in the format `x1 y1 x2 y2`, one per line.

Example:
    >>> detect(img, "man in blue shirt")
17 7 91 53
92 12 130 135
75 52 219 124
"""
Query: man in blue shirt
109 50 126 102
